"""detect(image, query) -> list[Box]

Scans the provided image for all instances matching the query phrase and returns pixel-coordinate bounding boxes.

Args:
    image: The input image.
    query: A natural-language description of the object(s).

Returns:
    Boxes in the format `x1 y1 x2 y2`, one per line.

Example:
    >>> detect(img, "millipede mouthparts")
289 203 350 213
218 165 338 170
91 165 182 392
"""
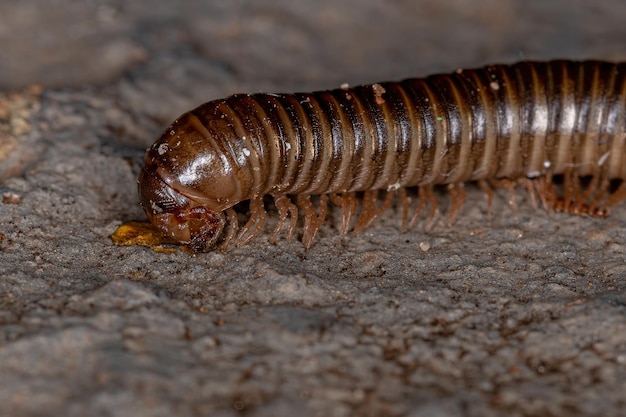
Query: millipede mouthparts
138 60 626 252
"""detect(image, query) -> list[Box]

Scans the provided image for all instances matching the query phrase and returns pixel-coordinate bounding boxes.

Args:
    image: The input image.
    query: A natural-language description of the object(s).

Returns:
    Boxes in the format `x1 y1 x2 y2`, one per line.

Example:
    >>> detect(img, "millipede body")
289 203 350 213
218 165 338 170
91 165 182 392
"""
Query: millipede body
138 60 626 252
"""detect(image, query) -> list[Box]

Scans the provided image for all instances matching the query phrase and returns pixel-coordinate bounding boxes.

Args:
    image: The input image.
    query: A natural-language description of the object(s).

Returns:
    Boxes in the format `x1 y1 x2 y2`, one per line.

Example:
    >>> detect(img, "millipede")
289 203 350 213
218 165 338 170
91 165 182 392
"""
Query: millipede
138 60 626 252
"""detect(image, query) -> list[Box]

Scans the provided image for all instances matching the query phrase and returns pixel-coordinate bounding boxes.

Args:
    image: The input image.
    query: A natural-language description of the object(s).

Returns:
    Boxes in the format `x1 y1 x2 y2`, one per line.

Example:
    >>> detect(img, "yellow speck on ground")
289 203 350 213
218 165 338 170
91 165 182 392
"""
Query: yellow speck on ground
111 221 178 253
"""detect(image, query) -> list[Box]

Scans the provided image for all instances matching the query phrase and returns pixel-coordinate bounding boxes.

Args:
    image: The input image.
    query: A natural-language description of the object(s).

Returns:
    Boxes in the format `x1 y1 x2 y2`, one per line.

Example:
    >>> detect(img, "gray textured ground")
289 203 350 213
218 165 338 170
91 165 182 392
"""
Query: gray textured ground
2 1 626 416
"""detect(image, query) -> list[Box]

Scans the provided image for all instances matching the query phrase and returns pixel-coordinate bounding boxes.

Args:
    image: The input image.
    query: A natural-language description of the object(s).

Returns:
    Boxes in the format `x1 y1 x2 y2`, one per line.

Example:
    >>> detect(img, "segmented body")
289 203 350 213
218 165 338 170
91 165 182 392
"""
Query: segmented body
138 60 626 251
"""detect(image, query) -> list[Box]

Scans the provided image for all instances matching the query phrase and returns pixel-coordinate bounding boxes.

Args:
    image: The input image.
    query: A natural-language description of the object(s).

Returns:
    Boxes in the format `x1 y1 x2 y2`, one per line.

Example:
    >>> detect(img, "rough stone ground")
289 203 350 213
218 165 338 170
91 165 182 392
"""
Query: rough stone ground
1 1 626 416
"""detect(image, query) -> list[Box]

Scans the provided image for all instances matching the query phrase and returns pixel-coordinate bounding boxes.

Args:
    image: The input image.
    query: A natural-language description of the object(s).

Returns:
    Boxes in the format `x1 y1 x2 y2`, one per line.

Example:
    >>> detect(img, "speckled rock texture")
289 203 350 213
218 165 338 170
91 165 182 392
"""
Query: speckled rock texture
1 1 626 416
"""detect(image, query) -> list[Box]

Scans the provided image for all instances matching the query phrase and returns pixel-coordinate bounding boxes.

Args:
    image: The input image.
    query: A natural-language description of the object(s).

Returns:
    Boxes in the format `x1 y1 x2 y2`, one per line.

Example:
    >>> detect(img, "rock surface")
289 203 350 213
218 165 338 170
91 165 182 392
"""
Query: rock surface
1 1 626 416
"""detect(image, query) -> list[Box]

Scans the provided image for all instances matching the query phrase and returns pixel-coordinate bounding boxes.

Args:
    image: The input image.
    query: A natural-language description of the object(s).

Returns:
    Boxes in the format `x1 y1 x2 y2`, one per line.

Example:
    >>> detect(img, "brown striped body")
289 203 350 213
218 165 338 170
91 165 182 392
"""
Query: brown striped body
138 60 626 251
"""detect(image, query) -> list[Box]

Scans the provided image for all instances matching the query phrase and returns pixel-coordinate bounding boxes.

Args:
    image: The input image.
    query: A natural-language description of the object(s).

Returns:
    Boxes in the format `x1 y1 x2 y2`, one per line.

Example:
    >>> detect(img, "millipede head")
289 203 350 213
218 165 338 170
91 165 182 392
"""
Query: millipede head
138 165 226 252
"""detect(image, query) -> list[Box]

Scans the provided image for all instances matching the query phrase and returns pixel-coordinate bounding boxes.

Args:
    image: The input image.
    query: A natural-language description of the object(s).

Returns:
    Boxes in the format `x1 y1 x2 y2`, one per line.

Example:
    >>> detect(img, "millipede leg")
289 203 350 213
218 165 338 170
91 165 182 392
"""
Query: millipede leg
408 188 424 229
297 194 327 249
353 190 378 234
597 180 626 216
489 178 519 211
236 197 267 247
270 195 298 244
447 182 466 225
423 186 439 232
344 193 358 234
558 168 577 213
398 188 410 232
533 173 557 212
407 186 439 232
353 189 396 234
518 178 539 211
314 194 328 236
571 170 582 206
218 208 239 252
408 186 429 229
587 177 610 215
505 180 518 211
478 180 494 218
378 189 396 217
576 174 600 212
329 193 343 231
330 192 357 235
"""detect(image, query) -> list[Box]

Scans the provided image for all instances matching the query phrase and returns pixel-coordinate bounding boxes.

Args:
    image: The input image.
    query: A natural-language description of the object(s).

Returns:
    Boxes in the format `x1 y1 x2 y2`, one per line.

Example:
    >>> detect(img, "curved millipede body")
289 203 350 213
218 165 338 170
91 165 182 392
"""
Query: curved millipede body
138 60 626 252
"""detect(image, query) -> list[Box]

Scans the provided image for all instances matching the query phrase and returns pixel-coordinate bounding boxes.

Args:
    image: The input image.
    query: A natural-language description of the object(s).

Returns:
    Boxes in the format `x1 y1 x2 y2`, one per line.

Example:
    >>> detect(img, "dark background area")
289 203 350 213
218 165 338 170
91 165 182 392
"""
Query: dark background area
1 1 626 416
